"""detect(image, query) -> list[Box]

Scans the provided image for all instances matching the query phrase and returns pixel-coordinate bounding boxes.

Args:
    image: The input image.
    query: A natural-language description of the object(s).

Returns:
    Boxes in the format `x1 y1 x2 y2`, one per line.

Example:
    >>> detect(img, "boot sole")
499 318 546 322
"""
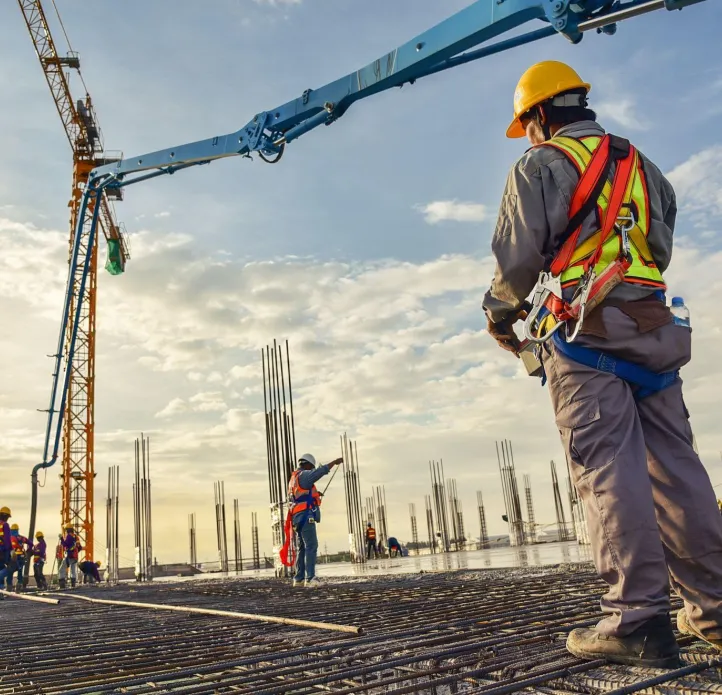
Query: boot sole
567 644 680 669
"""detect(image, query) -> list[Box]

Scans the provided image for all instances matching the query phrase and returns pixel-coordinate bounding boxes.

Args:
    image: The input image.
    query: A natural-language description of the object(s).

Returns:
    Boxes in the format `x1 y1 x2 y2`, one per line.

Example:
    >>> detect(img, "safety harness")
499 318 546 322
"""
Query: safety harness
280 470 322 567
521 133 678 400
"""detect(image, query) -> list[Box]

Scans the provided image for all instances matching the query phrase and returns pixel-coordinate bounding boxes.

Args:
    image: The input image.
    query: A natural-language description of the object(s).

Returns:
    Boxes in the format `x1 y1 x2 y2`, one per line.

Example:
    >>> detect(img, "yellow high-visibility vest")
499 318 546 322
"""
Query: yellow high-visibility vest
543 135 666 290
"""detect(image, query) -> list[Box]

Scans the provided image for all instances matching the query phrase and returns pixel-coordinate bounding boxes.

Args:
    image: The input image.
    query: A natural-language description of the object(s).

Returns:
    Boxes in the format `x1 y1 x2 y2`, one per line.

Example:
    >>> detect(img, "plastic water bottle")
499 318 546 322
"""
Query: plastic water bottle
670 296 691 328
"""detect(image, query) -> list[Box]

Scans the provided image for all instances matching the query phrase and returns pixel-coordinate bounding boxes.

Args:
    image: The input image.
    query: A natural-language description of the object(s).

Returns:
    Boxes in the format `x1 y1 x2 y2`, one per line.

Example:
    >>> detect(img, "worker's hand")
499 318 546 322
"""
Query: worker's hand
328 457 343 467
486 304 530 357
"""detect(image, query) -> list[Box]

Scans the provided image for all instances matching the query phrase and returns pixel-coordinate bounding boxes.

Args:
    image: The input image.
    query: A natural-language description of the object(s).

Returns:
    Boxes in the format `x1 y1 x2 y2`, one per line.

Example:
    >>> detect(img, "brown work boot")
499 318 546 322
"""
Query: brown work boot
567 614 680 668
677 608 722 650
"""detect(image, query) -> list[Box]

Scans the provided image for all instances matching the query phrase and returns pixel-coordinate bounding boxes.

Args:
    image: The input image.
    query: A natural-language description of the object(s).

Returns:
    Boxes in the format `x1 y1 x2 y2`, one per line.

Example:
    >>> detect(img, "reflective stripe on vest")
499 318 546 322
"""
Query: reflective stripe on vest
288 470 321 516
367 527 376 540
542 135 666 290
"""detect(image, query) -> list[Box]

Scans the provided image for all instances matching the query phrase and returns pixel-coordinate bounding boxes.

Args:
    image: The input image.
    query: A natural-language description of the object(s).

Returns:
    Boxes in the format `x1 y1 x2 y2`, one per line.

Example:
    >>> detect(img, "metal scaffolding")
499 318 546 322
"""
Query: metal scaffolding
261 338 297 577
132 434 153 581
497 440 525 547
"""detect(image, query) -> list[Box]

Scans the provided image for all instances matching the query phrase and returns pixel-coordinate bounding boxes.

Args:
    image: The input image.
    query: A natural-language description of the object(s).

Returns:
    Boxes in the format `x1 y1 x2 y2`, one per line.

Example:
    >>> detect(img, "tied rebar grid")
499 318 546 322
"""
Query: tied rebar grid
5 568 722 695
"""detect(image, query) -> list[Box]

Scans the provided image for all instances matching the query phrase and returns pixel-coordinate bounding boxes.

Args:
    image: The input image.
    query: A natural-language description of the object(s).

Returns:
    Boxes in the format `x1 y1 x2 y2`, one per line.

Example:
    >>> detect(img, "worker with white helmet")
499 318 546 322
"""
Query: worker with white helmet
288 453 343 587
483 61 722 667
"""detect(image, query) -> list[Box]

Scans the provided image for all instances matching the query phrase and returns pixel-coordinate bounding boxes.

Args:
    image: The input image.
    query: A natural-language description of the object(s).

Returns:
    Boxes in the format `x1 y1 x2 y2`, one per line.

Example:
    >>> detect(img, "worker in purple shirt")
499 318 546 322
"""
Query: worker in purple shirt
58 525 82 588
78 559 102 584
0 506 12 593
31 531 48 590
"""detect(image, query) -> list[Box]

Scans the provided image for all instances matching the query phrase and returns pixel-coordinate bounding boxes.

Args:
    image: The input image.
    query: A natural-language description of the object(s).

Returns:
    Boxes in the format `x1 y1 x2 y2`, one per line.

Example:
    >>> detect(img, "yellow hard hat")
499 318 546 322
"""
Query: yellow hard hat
36 531 44 538
0 506 11 516
11 524 19 531
506 61 591 138
64 525 74 531
96 560 102 567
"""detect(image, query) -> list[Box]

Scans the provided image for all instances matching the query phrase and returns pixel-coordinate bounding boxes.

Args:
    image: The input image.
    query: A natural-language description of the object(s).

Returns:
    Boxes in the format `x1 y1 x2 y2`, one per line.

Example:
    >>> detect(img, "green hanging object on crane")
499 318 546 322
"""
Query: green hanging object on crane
105 239 125 275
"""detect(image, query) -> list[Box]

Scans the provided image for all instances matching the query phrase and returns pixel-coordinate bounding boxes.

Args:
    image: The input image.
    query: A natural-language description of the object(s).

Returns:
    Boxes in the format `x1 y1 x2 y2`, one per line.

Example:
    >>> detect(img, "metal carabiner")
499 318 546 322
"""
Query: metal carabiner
565 271 595 342
522 272 565 344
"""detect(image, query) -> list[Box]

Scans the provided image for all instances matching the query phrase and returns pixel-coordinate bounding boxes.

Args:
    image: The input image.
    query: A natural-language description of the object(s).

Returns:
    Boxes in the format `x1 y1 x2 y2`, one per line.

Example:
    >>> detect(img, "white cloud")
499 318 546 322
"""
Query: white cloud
415 200 490 225
155 398 188 418
595 97 648 131
667 145 722 224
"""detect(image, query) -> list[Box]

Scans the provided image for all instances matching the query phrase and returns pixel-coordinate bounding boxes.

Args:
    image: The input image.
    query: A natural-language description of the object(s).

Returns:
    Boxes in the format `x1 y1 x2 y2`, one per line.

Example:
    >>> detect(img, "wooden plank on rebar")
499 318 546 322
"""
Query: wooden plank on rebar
50 593 363 634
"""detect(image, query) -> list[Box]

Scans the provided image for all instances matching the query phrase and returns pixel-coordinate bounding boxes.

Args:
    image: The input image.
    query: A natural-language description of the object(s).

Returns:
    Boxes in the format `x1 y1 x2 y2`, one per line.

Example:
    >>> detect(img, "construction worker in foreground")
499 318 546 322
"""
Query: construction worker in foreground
0 507 12 594
365 522 378 559
58 525 82 588
79 559 102 584
288 453 343 587
483 60 722 668
31 531 48 590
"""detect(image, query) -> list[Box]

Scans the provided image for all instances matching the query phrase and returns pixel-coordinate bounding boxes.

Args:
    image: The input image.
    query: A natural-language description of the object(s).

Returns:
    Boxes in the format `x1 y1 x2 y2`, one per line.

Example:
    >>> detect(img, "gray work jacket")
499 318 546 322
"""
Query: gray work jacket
482 121 677 324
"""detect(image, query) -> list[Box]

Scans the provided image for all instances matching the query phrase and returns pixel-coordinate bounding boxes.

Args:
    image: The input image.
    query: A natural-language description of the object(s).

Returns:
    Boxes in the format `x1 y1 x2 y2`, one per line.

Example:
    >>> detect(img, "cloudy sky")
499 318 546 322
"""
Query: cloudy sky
1 0 721 566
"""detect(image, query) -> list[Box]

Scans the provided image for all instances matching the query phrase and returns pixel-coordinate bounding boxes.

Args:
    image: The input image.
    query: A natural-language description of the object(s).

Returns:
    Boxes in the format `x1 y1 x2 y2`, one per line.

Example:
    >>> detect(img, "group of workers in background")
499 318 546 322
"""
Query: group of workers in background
0 505 102 593
364 523 404 559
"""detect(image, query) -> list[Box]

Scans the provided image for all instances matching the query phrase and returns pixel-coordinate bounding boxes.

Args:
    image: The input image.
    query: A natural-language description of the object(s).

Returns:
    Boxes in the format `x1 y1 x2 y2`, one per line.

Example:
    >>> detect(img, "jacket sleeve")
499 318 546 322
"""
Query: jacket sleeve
482 154 555 324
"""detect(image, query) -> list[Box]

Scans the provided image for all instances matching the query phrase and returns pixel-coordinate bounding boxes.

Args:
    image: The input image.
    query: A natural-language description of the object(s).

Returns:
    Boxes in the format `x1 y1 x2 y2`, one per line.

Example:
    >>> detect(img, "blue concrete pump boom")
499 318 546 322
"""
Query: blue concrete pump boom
26 0 707 548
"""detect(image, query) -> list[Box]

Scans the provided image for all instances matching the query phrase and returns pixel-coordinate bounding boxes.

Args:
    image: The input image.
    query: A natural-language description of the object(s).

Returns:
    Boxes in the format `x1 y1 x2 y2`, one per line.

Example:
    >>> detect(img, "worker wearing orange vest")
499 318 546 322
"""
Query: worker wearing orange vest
365 523 378 559
483 61 722 667
31 531 48 590
288 453 343 587
58 525 82 589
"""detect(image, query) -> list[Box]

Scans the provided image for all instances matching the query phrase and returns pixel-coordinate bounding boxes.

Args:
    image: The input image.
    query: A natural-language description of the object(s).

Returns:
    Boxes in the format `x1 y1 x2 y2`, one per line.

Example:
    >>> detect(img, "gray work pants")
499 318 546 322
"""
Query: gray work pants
59 557 77 581
542 306 722 639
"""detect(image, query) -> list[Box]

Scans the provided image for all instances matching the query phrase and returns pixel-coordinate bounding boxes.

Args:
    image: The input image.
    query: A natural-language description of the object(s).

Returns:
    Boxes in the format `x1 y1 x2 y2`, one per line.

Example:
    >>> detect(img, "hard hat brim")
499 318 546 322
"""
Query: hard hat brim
506 118 527 139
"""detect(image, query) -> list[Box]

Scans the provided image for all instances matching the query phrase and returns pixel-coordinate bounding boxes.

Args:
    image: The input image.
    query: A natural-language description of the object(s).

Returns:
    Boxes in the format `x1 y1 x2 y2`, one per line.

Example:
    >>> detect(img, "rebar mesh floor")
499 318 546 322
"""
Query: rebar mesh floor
4 565 722 694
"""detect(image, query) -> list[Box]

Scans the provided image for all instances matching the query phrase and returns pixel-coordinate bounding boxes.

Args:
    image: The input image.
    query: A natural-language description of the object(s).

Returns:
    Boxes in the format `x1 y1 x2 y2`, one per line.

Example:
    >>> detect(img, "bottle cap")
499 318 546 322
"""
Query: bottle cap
671 296 684 306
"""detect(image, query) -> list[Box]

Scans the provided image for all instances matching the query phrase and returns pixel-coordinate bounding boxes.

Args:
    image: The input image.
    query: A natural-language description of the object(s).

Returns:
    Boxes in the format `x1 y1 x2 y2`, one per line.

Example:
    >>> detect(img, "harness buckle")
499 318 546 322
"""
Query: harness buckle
615 209 635 263
565 269 595 342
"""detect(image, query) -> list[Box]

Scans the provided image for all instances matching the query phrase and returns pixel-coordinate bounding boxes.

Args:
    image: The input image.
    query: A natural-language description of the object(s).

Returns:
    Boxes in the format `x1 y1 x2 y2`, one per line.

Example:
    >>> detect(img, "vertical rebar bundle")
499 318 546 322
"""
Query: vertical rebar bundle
566 470 588 544
214 481 229 572
409 503 419 555
372 485 389 548
524 473 537 544
188 513 197 567
341 434 365 563
261 339 297 576
365 497 375 528
477 490 489 549
497 441 525 547
447 478 465 550
251 512 260 569
105 466 119 583
429 460 451 552
551 460 573 542
132 434 153 581
425 495 436 554
233 498 243 572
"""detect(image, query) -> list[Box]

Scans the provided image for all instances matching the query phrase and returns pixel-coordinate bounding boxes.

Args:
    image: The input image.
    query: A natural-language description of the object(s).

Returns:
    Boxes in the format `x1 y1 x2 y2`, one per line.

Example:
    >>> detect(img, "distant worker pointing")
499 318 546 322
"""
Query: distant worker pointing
288 453 343 587
483 61 722 668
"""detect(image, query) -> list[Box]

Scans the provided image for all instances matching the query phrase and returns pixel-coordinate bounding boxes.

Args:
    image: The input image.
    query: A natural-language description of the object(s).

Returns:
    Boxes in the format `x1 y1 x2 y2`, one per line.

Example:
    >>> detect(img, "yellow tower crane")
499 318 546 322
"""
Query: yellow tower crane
18 0 130 560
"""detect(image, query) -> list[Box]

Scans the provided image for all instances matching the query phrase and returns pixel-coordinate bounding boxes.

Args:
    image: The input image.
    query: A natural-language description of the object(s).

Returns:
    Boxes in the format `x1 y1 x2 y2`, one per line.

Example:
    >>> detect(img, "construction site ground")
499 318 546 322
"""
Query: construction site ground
5 563 722 694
